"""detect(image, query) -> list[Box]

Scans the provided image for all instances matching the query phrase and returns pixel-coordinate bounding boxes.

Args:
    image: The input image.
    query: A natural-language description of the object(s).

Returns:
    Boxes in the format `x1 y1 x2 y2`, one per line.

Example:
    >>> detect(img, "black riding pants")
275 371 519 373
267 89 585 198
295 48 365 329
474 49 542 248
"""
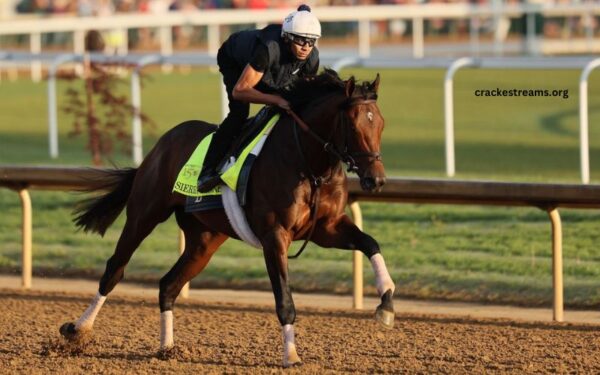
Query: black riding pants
202 49 250 170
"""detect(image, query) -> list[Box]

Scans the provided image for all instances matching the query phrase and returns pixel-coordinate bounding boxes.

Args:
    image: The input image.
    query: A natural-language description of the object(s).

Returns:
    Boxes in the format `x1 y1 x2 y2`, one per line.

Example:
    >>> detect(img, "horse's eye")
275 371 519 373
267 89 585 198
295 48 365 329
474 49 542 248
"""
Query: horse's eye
367 112 374 122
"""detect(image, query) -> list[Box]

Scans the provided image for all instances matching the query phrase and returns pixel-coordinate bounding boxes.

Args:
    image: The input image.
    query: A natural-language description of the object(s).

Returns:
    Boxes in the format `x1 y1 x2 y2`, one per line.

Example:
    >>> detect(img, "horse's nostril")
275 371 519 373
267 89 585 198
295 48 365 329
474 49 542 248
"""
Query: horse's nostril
360 177 376 191
377 177 386 187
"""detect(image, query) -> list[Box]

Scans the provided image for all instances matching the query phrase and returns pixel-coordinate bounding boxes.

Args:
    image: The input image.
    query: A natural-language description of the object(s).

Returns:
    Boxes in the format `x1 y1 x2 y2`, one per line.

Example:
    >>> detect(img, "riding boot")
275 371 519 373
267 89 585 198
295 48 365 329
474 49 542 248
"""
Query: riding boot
197 166 221 193
197 145 227 193
198 123 236 193
199 56 249 193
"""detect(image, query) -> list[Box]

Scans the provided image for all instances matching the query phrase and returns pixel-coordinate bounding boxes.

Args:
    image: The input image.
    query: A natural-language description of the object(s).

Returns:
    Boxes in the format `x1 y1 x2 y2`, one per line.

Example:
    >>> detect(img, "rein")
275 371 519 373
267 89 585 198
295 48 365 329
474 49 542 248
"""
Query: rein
287 98 380 259
286 99 381 175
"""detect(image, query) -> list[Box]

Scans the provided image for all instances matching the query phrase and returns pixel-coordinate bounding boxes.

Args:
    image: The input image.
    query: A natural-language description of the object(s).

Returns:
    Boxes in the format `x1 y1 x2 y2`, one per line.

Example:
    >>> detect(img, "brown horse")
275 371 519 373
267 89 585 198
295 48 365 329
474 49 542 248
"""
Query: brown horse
60 69 396 367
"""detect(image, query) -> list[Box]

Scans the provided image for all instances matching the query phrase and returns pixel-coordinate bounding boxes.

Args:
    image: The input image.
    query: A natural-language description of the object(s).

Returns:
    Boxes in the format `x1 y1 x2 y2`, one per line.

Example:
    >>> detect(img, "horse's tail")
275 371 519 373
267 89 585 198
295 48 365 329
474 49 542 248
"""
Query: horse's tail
73 168 137 236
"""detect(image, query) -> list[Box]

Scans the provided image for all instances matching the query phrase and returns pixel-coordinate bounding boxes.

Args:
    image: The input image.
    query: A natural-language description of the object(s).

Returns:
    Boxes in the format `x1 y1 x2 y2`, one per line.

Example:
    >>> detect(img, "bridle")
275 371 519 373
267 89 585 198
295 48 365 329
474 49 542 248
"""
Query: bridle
289 97 382 185
288 96 382 259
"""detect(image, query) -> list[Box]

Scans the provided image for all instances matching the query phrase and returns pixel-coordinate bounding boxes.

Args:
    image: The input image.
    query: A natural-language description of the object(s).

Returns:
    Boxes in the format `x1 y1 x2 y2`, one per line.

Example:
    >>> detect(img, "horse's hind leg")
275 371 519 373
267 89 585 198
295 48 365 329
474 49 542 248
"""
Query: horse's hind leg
312 214 396 329
158 210 227 351
60 205 170 341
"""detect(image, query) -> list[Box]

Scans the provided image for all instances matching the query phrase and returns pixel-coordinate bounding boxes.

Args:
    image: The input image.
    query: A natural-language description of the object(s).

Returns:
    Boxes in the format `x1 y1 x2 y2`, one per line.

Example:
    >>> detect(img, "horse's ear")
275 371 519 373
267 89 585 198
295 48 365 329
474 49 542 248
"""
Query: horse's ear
345 77 356 97
370 73 380 93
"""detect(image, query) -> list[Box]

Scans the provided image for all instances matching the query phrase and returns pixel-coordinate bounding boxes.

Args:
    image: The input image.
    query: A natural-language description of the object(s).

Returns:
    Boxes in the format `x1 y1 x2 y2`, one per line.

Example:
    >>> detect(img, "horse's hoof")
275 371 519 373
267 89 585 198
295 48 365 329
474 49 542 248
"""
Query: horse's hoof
59 322 79 340
375 289 395 329
283 347 302 368
375 306 395 329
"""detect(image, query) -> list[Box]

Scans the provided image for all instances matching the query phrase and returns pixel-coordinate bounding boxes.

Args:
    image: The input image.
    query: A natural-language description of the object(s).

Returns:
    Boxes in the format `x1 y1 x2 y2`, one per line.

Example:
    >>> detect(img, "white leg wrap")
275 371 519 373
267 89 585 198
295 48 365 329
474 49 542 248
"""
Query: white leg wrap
75 292 106 331
160 311 174 349
370 253 395 296
282 324 300 367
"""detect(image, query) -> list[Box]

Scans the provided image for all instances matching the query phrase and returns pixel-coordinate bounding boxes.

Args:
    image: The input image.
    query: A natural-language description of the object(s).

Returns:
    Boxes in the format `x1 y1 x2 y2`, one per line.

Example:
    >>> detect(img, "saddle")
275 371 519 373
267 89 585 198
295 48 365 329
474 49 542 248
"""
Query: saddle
218 106 280 170
172 106 281 213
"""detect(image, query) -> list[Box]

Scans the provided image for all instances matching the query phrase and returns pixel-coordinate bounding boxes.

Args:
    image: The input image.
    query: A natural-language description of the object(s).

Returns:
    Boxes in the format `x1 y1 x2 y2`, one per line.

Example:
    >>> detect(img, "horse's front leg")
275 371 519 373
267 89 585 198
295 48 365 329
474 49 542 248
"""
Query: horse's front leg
261 227 300 368
312 214 396 329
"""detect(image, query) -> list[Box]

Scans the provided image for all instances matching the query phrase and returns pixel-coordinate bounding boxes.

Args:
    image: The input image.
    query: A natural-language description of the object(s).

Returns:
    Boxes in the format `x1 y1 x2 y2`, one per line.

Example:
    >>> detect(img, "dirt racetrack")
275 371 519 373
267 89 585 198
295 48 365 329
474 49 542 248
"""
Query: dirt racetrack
1 289 599 374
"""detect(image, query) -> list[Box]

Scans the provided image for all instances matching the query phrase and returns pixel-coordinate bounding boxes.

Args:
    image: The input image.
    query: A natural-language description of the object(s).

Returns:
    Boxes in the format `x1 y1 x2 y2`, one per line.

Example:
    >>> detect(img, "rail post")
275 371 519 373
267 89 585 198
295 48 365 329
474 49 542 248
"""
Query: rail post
207 24 220 57
47 54 80 159
19 189 32 289
358 19 370 59
546 207 563 322
30 32 42 82
159 26 173 73
444 57 477 177
349 200 364 310
412 17 424 58
579 58 600 184
131 54 163 166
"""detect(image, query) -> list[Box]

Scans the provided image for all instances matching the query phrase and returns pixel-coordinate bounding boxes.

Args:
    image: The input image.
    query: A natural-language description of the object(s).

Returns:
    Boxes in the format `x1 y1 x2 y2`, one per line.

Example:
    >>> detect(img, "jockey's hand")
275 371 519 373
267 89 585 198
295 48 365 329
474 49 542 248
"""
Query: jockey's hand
276 98 291 111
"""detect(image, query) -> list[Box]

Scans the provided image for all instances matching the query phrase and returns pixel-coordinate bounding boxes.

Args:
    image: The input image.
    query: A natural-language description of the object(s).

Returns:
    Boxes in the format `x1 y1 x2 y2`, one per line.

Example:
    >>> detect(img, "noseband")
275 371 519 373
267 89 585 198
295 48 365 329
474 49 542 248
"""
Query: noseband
288 98 382 184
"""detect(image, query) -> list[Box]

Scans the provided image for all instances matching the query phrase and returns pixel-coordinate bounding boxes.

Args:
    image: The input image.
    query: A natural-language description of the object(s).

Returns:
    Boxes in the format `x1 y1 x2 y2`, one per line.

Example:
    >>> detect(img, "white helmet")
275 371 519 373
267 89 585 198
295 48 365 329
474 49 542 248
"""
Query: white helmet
282 5 321 39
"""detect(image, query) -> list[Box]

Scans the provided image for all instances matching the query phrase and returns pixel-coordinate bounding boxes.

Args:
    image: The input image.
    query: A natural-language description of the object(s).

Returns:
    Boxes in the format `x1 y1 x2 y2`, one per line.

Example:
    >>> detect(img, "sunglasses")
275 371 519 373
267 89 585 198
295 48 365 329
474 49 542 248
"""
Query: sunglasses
289 34 316 48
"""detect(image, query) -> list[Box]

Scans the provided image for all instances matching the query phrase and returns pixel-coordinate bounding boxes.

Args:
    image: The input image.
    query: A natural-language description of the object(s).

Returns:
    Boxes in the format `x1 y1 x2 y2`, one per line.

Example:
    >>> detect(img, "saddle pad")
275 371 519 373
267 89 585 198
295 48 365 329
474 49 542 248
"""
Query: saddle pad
184 194 224 213
173 113 280 204
176 114 281 247
220 113 279 192
172 133 220 198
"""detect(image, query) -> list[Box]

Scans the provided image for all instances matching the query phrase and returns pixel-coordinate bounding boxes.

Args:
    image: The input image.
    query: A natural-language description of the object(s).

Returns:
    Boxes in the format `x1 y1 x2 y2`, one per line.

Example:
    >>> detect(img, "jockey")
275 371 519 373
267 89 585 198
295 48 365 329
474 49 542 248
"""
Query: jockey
197 4 321 192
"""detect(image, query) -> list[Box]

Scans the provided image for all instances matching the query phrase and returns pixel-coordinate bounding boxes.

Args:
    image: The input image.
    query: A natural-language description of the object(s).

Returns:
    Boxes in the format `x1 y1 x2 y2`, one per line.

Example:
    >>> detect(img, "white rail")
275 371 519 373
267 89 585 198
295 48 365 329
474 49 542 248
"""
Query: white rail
579 58 600 184
40 52 216 165
47 54 79 159
444 57 477 178
1 3 600 81
331 55 597 182
131 54 163 165
2 52 598 180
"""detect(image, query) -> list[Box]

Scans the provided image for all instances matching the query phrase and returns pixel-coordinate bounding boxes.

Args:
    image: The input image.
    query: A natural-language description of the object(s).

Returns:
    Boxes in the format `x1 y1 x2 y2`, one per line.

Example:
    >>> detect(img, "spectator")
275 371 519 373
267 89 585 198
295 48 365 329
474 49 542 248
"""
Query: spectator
96 0 115 17
78 0 95 17
51 0 76 14
15 0 52 15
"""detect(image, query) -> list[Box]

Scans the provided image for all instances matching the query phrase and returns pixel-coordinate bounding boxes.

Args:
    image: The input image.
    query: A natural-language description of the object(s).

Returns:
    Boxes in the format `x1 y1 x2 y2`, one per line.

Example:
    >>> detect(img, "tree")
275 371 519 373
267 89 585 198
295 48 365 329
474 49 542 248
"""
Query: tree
60 30 155 166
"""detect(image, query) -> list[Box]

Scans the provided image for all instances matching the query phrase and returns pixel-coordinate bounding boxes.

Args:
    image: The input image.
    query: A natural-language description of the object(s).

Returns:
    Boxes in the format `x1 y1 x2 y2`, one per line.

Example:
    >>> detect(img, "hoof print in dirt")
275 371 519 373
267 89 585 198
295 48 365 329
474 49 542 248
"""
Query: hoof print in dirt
41 335 92 357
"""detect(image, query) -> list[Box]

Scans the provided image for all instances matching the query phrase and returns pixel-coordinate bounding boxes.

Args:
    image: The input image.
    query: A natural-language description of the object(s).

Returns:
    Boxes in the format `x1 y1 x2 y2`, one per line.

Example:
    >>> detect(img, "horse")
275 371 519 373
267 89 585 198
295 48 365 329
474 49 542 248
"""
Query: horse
59 69 396 367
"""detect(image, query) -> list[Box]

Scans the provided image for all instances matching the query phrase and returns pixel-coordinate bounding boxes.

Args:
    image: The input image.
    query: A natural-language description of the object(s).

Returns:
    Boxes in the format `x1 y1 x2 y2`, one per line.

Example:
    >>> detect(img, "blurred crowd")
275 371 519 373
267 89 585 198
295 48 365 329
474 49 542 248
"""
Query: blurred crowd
13 0 262 14
7 0 598 51
12 0 399 15
14 0 594 16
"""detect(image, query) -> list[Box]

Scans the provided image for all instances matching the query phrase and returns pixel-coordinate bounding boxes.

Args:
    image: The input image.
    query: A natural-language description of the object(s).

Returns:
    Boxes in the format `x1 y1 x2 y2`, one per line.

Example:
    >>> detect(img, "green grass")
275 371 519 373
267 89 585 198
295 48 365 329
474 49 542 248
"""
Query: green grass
1 67 600 307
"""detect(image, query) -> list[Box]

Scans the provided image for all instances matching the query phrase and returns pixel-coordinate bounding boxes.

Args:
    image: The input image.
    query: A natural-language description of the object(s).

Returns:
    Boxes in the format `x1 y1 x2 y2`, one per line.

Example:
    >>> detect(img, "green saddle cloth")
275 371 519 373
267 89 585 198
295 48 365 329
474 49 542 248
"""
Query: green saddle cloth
172 113 280 197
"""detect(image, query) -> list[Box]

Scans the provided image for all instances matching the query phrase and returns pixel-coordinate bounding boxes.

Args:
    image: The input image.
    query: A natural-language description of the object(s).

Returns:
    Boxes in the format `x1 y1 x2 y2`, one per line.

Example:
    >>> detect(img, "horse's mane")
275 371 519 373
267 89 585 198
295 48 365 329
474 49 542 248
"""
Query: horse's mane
283 68 375 110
